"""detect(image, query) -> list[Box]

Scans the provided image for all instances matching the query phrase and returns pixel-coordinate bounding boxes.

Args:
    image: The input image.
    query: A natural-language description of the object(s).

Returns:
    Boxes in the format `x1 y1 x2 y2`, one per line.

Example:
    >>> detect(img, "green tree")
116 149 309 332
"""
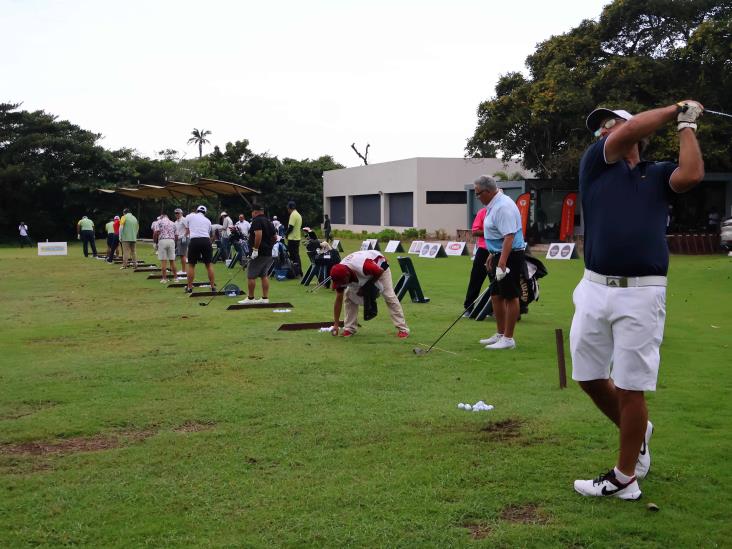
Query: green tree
467 0 732 180
187 128 211 159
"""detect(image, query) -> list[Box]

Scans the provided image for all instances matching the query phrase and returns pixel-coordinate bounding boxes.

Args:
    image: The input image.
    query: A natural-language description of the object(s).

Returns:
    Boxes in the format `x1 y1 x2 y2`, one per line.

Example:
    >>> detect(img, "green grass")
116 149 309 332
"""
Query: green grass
1 242 730 547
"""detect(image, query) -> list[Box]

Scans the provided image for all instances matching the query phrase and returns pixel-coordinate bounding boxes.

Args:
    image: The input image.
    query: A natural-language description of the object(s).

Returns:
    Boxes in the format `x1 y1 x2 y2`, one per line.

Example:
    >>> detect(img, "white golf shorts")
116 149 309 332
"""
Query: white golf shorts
569 278 667 391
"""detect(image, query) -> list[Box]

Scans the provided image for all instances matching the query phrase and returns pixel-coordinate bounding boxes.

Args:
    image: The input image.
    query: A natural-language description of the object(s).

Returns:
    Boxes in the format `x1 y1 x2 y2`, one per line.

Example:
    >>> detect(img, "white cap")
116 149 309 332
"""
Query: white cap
197 205 207 213
586 108 633 133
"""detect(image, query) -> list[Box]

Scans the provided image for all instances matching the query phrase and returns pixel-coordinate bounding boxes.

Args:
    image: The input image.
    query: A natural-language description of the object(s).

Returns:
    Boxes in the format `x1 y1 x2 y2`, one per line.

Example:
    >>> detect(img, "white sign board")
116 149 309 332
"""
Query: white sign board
408 240 424 254
37 242 68 256
384 240 403 253
418 242 447 259
444 241 468 256
546 242 576 260
360 240 370 251
331 239 344 251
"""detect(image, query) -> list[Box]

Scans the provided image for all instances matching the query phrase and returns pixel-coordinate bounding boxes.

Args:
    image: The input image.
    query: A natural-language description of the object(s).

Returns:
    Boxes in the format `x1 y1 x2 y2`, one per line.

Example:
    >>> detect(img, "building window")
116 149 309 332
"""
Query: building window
426 191 467 204
388 192 413 227
329 196 345 224
352 194 381 225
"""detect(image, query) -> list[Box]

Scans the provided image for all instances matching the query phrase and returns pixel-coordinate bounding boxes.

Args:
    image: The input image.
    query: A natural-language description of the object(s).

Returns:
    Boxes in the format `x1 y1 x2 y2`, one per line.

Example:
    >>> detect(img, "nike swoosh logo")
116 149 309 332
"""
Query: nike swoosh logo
640 441 647 456
601 485 621 496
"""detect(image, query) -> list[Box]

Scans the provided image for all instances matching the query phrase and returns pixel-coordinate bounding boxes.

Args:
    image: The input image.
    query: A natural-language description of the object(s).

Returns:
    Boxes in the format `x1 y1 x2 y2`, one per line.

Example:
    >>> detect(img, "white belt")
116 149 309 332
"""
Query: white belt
584 269 667 288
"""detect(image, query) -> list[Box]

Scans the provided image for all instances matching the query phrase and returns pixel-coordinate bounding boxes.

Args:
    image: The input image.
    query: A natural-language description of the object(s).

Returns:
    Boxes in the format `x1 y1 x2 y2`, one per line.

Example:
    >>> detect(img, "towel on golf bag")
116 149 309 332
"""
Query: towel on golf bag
361 278 379 321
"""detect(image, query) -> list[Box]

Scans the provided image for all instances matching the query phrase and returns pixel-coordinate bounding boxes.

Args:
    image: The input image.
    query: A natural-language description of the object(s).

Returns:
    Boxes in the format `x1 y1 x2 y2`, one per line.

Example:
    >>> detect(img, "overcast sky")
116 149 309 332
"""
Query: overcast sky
4 0 610 167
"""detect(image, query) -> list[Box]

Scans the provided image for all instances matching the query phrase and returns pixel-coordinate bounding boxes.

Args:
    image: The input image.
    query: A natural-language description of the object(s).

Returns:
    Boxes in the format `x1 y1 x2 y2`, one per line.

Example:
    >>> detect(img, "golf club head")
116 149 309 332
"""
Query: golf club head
198 302 208 306
413 347 427 355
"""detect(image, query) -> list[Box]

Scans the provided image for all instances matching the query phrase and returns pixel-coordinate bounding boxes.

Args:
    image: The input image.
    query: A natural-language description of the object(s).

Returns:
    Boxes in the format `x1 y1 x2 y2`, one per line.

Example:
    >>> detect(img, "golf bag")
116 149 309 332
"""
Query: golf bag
271 241 296 281
313 247 341 285
473 253 548 320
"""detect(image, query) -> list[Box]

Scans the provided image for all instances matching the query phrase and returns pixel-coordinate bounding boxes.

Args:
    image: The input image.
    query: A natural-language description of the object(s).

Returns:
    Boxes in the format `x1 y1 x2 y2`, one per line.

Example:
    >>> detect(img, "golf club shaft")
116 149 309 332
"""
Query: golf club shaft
706 109 732 119
201 261 245 305
309 276 331 292
424 285 492 353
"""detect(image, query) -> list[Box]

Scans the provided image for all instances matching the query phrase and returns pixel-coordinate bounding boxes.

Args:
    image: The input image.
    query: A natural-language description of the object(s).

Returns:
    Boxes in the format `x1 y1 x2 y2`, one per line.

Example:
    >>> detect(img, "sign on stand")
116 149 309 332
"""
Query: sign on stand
360 240 370 251
418 242 447 259
38 242 68 256
384 240 404 253
546 242 577 260
444 241 468 256
360 239 380 251
408 240 425 254
331 239 344 251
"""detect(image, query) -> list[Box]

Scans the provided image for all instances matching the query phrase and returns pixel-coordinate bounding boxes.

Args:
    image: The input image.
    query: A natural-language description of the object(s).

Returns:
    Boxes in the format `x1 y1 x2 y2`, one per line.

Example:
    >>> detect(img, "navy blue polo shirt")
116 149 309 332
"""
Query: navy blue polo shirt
579 137 677 277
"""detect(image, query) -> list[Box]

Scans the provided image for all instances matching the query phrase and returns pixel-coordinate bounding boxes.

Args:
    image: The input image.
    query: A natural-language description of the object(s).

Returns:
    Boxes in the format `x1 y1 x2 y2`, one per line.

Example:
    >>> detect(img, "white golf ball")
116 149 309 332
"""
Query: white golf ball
464 404 472 411
458 403 465 409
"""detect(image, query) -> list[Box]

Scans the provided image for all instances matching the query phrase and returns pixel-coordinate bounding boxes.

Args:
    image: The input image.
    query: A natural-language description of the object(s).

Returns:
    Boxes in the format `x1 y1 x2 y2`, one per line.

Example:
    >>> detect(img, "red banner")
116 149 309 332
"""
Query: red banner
515 192 531 238
559 192 578 242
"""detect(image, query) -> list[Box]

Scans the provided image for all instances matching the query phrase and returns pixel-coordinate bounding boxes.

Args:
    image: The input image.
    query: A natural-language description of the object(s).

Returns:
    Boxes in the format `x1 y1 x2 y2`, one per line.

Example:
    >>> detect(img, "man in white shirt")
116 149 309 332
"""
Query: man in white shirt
219 211 233 261
184 205 216 293
173 208 188 274
18 222 32 248
235 214 251 258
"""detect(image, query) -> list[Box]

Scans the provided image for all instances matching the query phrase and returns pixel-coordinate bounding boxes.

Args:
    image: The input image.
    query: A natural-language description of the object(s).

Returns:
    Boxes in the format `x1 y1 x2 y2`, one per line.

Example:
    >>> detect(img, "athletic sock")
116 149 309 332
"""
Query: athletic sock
502 336 514 342
613 467 634 484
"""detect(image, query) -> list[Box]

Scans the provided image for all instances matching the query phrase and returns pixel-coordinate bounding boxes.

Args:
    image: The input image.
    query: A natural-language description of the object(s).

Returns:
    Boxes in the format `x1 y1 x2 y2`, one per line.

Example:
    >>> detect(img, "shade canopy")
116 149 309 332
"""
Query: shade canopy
98 179 260 201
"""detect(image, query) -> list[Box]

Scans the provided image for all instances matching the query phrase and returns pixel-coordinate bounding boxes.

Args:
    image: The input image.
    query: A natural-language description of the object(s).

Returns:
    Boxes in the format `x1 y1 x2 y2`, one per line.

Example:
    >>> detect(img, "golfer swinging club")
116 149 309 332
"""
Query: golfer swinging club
571 100 704 500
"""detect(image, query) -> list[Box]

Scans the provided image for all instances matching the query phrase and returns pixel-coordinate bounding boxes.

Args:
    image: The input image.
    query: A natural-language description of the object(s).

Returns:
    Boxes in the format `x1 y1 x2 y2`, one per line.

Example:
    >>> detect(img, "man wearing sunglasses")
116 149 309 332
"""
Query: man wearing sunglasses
571 101 704 500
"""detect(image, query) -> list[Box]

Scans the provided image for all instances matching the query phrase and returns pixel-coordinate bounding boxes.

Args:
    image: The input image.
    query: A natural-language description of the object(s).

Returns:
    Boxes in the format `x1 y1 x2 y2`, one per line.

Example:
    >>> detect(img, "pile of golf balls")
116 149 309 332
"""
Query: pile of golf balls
458 400 494 412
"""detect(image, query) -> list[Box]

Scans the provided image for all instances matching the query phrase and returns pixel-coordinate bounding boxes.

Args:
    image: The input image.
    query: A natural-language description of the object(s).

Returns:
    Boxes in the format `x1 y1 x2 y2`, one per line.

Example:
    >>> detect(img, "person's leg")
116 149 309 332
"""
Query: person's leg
616 389 647 476
186 262 195 289
205 263 216 289
90 235 97 256
288 240 302 276
121 241 128 267
247 277 256 299
261 276 270 299
578 379 620 426
81 232 89 256
502 297 520 338
344 294 359 333
492 295 506 334
463 247 489 310
130 242 137 266
379 271 408 332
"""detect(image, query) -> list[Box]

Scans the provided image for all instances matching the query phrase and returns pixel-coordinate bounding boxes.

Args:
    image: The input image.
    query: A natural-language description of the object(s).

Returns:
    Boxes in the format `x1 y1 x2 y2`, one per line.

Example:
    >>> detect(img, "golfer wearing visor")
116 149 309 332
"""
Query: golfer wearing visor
571 100 704 500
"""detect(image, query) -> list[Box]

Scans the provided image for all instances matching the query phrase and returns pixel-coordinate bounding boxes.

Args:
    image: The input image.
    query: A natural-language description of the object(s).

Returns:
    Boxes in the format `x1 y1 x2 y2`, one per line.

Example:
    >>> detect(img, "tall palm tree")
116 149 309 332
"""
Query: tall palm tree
188 128 212 158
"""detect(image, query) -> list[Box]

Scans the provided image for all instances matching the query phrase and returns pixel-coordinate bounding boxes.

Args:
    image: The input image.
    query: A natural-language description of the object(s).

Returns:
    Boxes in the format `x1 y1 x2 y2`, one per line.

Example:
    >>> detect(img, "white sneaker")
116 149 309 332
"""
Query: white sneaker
160 279 168 284
635 421 654 480
258 298 269 304
237 297 257 305
485 336 516 350
574 469 642 500
479 333 503 345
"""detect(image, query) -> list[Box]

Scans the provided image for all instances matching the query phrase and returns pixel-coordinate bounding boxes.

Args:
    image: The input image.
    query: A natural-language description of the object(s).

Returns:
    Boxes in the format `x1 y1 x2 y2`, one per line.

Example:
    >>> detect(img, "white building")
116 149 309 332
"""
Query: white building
322 157 531 235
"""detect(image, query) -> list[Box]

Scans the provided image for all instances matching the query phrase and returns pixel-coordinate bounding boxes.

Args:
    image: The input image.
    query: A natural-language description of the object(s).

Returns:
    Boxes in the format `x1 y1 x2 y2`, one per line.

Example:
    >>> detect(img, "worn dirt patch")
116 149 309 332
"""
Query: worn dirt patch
173 420 217 433
463 522 493 540
499 503 549 525
0 429 155 456
480 418 524 441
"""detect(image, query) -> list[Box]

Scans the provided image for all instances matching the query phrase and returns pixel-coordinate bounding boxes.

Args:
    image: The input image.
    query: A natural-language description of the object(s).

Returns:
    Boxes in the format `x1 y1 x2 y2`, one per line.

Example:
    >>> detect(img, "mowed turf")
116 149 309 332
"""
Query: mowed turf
0 242 730 547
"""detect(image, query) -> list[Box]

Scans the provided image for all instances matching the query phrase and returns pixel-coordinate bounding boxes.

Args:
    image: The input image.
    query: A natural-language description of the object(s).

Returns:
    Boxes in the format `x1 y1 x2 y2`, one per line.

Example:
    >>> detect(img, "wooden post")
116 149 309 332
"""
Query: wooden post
555 328 567 389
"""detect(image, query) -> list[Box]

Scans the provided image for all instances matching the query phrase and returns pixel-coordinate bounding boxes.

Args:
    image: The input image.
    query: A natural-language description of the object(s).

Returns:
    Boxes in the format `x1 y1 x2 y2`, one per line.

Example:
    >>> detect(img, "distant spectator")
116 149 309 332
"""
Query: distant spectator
235 213 251 258
153 213 177 283
119 208 139 269
323 214 332 242
286 201 303 276
76 215 97 257
219 211 233 261
463 206 490 316
708 208 721 233
106 215 121 263
18 222 32 248
173 208 188 275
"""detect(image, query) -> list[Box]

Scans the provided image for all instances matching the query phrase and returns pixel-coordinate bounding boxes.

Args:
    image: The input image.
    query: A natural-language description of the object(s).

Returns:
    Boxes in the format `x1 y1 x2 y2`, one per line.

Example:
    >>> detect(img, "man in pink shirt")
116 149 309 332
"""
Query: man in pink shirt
462 206 490 315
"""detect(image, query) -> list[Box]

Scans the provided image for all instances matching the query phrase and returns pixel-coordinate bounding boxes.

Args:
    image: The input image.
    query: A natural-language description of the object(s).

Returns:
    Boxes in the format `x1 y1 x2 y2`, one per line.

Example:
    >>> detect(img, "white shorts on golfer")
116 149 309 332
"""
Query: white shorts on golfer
570 271 667 391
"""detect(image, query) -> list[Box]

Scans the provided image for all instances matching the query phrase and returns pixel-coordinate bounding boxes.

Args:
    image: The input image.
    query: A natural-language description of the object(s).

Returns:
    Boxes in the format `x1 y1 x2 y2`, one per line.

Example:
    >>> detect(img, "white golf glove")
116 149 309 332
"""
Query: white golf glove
677 100 703 132
76 234 80 240
496 266 510 281
251 248 259 259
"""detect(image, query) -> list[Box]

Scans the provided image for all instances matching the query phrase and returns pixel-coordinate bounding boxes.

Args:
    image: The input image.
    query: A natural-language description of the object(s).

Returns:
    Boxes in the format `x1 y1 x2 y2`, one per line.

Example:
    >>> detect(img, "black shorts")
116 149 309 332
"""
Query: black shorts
188 237 212 265
489 249 525 300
